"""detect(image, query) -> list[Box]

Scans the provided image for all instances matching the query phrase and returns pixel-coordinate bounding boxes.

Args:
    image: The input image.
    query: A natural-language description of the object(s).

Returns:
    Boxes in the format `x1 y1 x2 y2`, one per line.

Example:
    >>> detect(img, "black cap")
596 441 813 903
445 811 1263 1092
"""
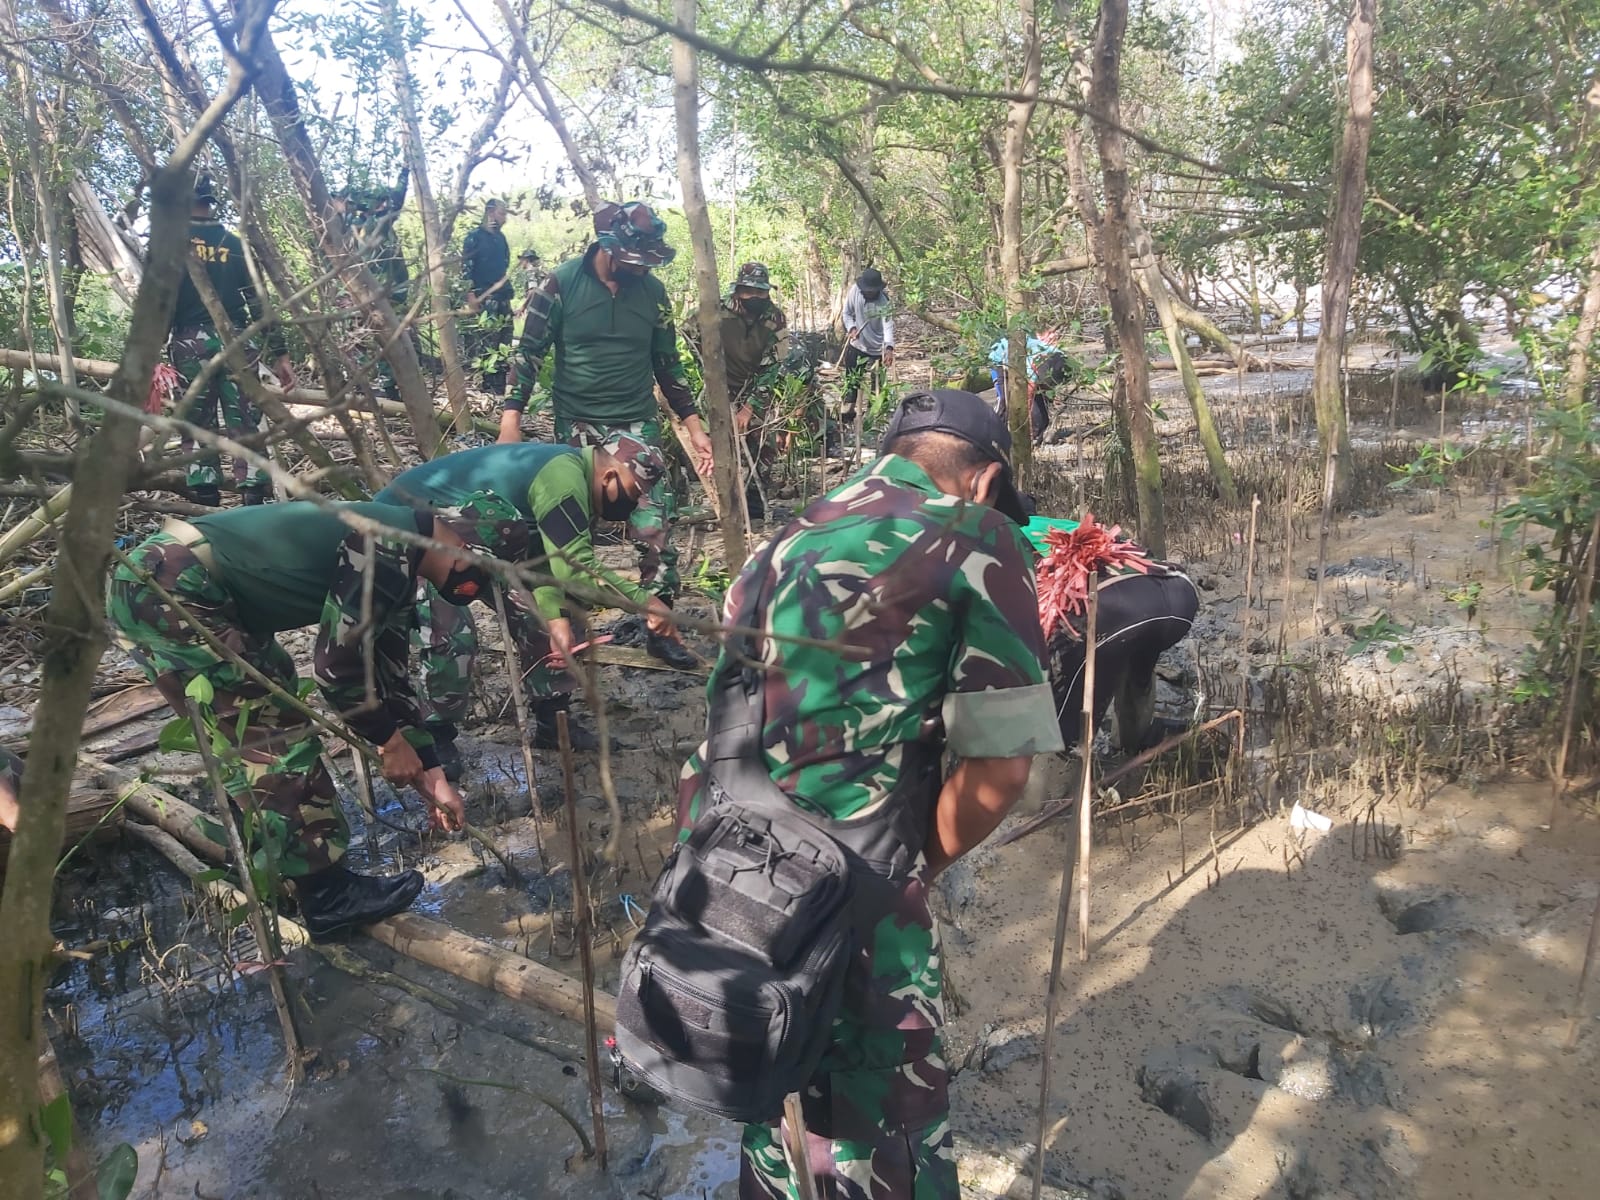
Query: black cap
857 267 884 291
879 389 1029 525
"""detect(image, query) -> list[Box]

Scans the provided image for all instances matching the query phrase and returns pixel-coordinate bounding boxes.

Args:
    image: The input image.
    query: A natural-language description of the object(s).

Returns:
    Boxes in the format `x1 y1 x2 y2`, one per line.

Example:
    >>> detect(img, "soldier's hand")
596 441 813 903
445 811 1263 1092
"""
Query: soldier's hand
644 597 678 640
545 617 576 670
415 768 466 833
497 409 524 444
378 730 425 785
464 294 482 315
882 347 896 369
689 426 714 477
733 404 752 435
272 355 296 391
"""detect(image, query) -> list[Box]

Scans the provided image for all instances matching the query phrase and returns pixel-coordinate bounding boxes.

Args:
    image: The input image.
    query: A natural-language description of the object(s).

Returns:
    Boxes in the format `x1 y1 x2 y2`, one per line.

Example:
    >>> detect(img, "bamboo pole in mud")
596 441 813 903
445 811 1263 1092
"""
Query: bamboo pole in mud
185 696 307 1082
1567 886 1600 1051
492 587 546 861
557 712 608 1169
1312 433 1338 627
1077 580 1100 963
1549 511 1600 830
1241 495 1261 709
1032 581 1097 1200
783 1093 821 1200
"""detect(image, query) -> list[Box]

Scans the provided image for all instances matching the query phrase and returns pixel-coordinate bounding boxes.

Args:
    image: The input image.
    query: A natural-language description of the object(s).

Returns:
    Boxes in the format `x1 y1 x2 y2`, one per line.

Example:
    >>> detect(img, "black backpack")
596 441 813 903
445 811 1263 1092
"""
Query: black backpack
614 539 940 1124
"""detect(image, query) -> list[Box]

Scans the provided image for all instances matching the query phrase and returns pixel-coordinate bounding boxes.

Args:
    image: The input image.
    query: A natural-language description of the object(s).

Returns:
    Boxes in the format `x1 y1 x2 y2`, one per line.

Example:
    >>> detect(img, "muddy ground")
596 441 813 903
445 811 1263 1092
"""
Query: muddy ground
21 350 1600 1199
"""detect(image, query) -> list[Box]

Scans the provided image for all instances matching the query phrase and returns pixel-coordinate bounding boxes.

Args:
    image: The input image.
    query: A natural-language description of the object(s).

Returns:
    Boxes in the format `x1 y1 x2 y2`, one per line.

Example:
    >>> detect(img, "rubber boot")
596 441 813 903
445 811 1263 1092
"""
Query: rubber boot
240 484 268 506
646 630 700 672
190 484 222 508
433 736 465 783
294 864 424 942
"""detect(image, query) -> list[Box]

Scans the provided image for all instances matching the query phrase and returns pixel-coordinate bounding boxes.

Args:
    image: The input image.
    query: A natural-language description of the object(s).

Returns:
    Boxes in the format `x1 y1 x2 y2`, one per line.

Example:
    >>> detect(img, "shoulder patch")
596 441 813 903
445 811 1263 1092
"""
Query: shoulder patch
540 495 588 548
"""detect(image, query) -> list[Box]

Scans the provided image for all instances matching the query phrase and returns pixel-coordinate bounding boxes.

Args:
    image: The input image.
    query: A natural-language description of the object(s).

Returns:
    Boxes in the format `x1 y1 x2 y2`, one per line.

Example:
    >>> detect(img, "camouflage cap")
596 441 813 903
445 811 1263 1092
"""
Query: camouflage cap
518 247 540 262
433 489 530 561
593 201 677 267
734 261 772 292
603 433 667 490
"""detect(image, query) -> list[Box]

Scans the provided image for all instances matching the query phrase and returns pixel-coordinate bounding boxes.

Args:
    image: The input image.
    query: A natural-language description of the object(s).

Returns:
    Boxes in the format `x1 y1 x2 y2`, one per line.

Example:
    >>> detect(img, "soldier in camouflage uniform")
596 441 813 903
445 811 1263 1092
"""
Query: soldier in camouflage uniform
684 261 790 519
334 169 411 402
168 175 294 506
378 434 690 763
501 202 710 670
676 390 1064 1198
106 493 529 939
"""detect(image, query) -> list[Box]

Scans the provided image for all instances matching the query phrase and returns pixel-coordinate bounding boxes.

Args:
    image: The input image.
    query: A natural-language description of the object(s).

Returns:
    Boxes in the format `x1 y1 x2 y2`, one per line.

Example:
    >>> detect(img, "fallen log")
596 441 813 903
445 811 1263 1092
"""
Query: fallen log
0 789 122 871
0 347 121 379
124 786 616 1030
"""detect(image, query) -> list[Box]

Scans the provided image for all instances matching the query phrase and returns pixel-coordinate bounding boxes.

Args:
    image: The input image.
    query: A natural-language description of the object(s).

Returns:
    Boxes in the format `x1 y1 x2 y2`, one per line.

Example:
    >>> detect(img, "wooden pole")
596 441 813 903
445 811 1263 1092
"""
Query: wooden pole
1549 511 1600 829
1566 884 1600 1051
1077 581 1100 962
783 1092 821 1200
1031 581 1097 1200
184 696 306 1082
557 712 607 1169
493 587 546 859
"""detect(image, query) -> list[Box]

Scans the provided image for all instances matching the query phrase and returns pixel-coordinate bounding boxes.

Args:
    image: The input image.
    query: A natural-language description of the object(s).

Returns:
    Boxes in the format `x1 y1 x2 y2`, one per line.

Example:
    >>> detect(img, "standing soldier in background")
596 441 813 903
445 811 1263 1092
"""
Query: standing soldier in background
515 248 544 321
684 261 789 519
461 198 514 395
334 168 411 401
839 266 896 432
501 201 711 671
168 174 293 507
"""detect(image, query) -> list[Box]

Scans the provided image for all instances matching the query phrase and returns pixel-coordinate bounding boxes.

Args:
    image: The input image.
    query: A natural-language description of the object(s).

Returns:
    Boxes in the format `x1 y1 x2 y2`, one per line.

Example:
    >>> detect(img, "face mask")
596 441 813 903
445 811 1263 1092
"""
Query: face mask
598 475 640 522
439 564 488 606
739 296 771 315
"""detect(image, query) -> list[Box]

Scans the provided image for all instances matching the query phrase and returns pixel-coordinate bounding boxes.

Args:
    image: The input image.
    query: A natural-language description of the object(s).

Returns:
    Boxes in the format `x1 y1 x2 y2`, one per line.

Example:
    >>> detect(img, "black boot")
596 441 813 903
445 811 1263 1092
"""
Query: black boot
294 864 424 941
532 696 614 752
240 484 268 506
745 483 766 522
646 631 701 672
190 484 222 507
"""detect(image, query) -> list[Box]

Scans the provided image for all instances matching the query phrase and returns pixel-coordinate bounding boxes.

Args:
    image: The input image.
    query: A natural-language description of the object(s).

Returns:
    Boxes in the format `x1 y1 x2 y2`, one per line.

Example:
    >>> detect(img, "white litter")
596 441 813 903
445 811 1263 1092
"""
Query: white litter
1290 803 1334 833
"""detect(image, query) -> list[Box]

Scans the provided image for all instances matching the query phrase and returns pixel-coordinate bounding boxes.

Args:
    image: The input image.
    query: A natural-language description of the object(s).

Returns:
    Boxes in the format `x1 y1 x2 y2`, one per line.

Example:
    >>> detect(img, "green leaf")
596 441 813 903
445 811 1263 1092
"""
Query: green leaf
1387 646 1407 663
39 1093 72 1157
184 675 215 706
96 1143 139 1200
157 717 198 753
194 868 230 884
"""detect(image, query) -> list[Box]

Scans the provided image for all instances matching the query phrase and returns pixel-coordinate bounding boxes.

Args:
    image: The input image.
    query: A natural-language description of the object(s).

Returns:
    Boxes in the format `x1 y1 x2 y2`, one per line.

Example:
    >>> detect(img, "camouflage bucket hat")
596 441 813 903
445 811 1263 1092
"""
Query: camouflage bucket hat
593 200 677 267
604 433 667 490
734 261 771 292
435 490 530 561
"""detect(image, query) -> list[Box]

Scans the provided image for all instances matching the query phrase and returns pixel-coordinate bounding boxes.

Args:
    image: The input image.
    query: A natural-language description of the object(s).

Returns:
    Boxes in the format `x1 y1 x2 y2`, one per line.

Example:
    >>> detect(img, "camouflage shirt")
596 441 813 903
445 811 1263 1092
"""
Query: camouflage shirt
684 295 790 405
678 454 1063 828
311 512 438 754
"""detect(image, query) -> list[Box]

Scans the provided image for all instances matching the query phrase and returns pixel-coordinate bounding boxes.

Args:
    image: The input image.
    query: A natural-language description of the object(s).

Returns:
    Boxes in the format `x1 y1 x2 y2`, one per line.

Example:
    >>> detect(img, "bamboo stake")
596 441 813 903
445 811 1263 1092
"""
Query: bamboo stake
557 712 607 1169
1549 511 1600 830
1566 885 1600 1051
783 1093 821 1200
0 562 51 604
493 587 546 860
0 483 71 569
1077 581 1100 962
1030 590 1095 1200
184 696 306 1082
1241 494 1260 709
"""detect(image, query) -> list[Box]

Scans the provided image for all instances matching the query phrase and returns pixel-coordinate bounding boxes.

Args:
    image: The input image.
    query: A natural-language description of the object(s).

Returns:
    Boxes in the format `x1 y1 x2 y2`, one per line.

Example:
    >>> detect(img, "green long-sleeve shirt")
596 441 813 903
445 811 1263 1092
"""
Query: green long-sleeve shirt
506 243 695 423
377 444 656 619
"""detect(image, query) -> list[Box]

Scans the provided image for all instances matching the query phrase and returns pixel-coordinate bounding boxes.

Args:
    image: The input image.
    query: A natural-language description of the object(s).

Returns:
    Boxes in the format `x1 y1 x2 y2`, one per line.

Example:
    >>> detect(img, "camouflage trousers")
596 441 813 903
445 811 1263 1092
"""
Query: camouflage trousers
557 417 679 602
169 325 269 492
412 580 566 729
740 872 957 1200
106 533 347 877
